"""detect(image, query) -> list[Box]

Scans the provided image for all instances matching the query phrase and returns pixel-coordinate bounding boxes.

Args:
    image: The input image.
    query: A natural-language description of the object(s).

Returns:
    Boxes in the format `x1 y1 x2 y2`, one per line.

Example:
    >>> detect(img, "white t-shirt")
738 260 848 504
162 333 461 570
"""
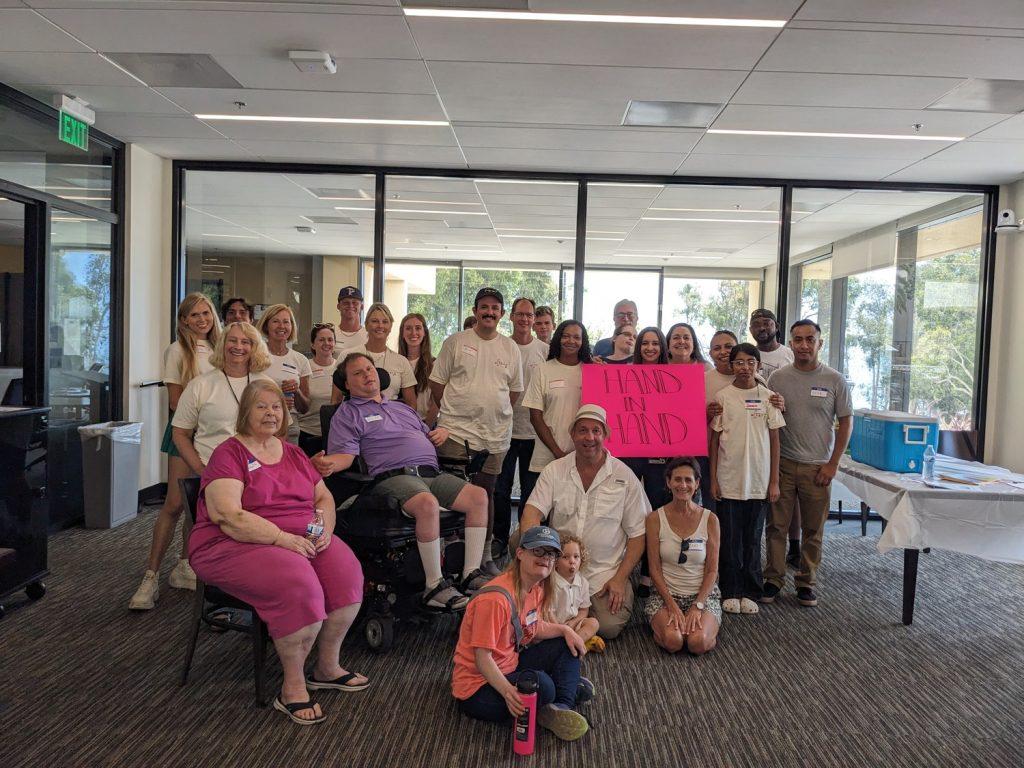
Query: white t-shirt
171 369 273 463
527 451 650 593
298 357 339 436
704 368 735 405
758 345 795 378
521 359 583 472
332 326 369 359
161 340 214 387
264 348 313 415
430 329 524 453
511 337 549 440
711 383 786 500
550 569 592 624
354 347 416 404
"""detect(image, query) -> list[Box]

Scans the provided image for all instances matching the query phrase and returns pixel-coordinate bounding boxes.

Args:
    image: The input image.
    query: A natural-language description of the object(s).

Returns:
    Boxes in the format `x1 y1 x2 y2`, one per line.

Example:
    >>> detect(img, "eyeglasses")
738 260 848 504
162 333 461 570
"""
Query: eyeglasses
528 547 559 561
731 359 759 368
513 311 535 319
614 311 637 319
678 539 691 564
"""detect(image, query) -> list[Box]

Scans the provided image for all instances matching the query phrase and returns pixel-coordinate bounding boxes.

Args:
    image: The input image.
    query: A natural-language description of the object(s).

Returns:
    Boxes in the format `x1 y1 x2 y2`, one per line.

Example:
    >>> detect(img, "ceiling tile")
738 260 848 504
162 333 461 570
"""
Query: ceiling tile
130 137 256 160
430 61 744 125
454 126 702 153
212 55 436 94
0 51 140 87
971 113 1024 141
693 133 947 161
464 147 684 173
885 140 1024 184
0 8 92 52
236 140 467 166
197 119 455 146
677 153 907 181
734 72 964 110
17 84 186 115
93 113 225 139
795 0 1024 28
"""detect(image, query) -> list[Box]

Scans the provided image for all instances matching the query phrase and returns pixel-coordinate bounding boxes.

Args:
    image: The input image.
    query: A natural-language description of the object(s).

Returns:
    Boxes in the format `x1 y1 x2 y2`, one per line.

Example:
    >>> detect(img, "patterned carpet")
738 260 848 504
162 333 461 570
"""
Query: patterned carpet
0 512 1022 768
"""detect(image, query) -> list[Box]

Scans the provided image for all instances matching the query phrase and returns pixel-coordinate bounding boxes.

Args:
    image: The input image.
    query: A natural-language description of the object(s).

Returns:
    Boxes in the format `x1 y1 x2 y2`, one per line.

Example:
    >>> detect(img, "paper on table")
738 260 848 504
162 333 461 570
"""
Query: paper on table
924 479 980 491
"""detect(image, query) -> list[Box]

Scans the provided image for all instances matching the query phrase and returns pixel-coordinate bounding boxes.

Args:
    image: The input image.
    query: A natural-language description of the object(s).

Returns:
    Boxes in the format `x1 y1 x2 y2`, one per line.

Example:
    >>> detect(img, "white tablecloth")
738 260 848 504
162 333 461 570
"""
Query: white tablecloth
837 457 1024 564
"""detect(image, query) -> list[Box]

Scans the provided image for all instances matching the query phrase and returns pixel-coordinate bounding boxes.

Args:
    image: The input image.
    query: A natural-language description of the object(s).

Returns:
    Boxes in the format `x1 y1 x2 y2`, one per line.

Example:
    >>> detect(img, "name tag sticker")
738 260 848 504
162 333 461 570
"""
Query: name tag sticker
689 539 706 553
614 478 627 485
744 399 763 410
365 414 383 423
247 458 261 472
549 379 566 389
525 609 538 626
311 369 327 378
282 362 298 371
810 387 829 398
462 345 478 357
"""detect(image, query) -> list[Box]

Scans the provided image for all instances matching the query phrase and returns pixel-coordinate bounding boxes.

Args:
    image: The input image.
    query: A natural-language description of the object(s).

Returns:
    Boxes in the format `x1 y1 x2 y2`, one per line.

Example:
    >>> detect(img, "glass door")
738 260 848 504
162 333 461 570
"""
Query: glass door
0 196 26 403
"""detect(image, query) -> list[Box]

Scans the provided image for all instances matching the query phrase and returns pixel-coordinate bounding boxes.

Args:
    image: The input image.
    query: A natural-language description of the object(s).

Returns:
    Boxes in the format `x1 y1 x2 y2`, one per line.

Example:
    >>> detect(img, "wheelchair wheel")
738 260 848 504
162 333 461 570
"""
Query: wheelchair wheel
26 581 46 601
365 615 394 654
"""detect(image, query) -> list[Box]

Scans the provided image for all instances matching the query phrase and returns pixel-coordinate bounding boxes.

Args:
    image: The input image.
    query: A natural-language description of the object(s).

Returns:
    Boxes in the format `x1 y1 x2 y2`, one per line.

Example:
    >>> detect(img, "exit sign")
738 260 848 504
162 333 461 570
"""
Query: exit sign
59 110 89 151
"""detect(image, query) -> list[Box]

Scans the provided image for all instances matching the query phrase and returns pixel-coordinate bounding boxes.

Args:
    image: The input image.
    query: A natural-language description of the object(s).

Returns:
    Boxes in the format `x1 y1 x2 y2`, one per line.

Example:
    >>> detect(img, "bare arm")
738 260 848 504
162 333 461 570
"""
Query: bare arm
172 426 205 475
519 503 544 532
530 408 564 459
709 430 721 500
697 514 720 605
311 451 356 477
204 477 315 557
400 386 417 411
429 381 445 409
768 428 781 502
817 415 853 486
613 535 645 586
166 382 184 412
294 375 311 413
645 512 675 605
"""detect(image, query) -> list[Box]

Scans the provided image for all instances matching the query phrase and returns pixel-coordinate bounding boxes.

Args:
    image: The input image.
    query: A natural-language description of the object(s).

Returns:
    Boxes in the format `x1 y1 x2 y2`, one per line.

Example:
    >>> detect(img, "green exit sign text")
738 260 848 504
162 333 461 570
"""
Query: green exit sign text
59 111 89 151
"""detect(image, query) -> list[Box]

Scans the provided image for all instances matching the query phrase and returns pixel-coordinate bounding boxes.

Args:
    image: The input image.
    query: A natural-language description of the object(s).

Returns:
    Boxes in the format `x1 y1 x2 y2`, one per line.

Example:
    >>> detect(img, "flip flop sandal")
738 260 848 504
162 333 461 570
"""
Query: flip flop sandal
305 671 370 692
422 579 469 613
273 696 325 726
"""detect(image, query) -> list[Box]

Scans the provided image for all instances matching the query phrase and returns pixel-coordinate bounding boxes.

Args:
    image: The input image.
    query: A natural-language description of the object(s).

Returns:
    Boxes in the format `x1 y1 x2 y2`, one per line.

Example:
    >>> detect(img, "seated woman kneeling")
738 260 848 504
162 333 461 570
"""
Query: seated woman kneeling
189 379 367 725
645 456 722 655
452 526 592 742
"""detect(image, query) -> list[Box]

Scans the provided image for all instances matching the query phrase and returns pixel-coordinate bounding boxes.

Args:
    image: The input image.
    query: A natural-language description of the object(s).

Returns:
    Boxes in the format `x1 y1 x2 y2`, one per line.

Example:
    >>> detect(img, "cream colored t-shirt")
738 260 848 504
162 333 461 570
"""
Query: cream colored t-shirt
161 340 214 386
171 369 273 463
353 347 416 404
298 357 338 436
704 368 735 405
711 383 786 500
511 337 549 440
521 359 583 472
264 348 312 413
331 327 369 359
430 329 524 453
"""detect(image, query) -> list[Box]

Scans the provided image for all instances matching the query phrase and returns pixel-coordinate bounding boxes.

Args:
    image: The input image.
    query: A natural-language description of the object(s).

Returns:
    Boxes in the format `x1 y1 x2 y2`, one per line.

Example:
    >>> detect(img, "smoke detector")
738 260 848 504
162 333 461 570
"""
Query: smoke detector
288 50 337 74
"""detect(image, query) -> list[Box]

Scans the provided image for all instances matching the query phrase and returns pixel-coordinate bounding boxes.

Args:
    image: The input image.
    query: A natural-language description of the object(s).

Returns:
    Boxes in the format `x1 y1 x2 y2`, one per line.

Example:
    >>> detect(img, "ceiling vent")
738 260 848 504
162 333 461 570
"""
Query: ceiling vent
926 78 1024 114
104 53 242 88
302 215 358 225
306 187 372 200
697 247 739 254
623 100 723 128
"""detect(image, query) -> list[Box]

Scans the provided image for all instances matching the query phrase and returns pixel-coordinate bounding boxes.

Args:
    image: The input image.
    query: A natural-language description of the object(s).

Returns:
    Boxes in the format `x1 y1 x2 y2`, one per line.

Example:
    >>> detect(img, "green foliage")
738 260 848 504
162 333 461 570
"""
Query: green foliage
845 273 895 410
673 280 750 339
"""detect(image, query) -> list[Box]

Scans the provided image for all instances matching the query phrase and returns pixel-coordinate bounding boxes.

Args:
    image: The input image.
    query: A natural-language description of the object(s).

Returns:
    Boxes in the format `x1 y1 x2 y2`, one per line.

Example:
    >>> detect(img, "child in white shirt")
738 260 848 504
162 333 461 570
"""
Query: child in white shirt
551 534 604 653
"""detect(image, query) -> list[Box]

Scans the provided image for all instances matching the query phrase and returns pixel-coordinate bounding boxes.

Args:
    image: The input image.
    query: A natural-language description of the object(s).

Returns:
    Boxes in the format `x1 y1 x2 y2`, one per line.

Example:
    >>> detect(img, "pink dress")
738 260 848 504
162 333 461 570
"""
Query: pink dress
189 437 363 638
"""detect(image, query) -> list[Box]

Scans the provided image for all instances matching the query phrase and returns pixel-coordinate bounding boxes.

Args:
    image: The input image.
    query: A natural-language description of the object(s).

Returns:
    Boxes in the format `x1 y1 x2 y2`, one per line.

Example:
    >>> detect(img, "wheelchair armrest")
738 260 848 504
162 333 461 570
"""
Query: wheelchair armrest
339 469 375 484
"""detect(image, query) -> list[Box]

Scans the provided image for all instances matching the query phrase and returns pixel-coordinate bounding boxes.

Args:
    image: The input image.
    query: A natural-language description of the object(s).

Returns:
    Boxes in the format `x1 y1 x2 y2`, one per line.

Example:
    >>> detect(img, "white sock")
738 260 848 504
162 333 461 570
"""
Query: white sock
464 526 487 578
417 538 443 589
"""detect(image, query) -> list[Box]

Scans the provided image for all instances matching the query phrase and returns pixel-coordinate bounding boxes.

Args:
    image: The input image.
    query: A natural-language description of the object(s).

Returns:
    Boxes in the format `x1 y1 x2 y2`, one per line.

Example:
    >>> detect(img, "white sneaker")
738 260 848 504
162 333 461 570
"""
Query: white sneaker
129 570 160 610
740 597 760 615
168 558 197 590
722 598 741 614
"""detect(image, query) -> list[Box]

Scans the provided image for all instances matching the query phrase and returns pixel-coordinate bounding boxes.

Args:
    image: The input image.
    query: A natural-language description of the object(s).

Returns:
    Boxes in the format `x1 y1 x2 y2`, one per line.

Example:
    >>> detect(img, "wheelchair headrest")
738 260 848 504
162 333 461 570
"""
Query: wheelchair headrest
332 364 392 401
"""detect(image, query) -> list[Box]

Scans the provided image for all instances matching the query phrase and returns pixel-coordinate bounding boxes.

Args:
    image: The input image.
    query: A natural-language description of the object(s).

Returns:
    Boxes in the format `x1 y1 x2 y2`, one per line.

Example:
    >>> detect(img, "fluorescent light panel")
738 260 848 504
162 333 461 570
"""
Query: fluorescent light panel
335 206 490 216
708 128 964 141
202 232 260 239
499 234 622 241
643 216 779 224
403 8 786 28
196 114 449 126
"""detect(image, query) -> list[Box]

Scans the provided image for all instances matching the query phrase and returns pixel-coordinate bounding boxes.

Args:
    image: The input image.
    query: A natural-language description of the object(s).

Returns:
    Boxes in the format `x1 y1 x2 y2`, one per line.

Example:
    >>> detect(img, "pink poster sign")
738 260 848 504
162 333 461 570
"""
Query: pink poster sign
581 364 707 458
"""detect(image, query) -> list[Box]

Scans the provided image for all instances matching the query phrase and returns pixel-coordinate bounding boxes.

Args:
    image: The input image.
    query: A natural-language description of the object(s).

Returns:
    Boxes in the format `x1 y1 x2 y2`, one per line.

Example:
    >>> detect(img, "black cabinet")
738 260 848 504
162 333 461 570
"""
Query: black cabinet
0 406 49 616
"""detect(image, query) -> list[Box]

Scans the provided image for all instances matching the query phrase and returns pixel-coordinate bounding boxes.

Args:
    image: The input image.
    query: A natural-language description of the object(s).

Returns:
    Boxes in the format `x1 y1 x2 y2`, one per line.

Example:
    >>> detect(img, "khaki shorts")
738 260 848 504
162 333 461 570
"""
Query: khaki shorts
436 437 505 476
373 471 468 512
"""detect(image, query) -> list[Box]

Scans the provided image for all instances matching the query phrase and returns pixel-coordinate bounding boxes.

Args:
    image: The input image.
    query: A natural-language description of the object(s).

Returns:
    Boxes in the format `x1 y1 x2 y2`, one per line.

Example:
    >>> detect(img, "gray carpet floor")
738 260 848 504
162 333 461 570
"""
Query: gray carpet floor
1 512 1022 768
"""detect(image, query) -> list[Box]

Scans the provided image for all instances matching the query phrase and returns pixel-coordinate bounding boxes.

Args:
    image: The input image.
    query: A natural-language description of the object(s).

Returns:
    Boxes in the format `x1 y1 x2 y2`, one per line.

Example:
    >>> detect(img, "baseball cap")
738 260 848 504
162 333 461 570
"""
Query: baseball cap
750 308 777 323
474 287 504 307
519 526 562 554
573 404 609 434
337 286 363 302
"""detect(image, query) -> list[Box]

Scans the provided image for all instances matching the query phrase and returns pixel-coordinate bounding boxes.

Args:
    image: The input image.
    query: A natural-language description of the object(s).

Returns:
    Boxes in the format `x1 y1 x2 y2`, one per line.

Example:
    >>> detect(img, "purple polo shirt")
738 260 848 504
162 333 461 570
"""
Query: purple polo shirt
326 396 439 477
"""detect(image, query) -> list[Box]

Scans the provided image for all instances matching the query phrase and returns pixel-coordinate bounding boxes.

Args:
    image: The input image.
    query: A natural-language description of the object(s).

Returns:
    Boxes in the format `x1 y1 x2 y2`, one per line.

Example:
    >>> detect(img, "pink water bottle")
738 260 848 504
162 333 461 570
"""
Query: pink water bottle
513 671 539 756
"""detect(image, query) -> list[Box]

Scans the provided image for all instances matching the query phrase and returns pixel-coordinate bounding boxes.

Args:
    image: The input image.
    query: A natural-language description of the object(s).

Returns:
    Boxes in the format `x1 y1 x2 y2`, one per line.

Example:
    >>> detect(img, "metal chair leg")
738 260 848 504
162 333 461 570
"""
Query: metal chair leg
860 502 868 537
837 500 843 524
180 582 206 686
253 617 269 706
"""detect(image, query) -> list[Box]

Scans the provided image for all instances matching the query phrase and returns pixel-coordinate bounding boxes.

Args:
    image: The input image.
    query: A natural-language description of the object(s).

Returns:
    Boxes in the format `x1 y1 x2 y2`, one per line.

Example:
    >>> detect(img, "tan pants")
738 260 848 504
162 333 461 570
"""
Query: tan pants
436 438 505 476
589 583 635 640
765 458 831 590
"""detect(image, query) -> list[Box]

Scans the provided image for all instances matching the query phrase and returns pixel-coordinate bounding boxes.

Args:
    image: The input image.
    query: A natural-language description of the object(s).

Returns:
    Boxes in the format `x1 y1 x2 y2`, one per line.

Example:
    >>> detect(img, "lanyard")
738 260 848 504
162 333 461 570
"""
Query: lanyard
223 370 250 405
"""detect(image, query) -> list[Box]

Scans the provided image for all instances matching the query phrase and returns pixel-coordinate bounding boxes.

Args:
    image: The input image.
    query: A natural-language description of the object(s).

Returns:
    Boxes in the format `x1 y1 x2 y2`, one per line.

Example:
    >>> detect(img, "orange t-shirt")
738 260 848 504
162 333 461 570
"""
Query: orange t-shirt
451 572 544 700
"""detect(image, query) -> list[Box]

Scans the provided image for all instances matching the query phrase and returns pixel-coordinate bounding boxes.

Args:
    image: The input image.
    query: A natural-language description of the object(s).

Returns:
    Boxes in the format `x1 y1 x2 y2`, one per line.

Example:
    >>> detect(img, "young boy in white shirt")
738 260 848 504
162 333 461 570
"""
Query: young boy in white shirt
710 343 785 616
550 534 604 653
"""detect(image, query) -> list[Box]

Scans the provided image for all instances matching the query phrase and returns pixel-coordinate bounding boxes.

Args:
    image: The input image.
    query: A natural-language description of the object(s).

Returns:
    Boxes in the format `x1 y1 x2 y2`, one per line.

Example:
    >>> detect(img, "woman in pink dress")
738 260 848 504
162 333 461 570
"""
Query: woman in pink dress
189 379 366 726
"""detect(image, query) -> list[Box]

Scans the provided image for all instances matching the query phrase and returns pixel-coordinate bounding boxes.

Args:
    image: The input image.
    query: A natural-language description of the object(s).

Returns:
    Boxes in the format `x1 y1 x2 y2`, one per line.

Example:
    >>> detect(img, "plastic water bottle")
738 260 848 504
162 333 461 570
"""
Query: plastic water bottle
306 508 325 541
922 445 936 481
513 671 539 756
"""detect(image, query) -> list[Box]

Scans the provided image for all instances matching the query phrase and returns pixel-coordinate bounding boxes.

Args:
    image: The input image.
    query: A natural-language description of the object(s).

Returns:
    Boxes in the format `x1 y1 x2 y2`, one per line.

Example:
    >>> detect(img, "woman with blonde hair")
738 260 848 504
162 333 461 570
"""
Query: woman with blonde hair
189 379 366 725
398 312 437 424
129 292 221 610
346 303 416 409
257 303 312 444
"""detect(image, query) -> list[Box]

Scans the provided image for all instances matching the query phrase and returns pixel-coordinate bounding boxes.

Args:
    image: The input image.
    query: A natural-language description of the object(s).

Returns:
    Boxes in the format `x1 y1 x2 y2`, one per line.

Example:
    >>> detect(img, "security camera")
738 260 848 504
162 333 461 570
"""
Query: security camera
995 208 1023 234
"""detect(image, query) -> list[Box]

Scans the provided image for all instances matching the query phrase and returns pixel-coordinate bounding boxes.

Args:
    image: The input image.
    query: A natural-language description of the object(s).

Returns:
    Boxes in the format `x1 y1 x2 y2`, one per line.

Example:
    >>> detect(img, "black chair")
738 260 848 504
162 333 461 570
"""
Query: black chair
178 477 272 706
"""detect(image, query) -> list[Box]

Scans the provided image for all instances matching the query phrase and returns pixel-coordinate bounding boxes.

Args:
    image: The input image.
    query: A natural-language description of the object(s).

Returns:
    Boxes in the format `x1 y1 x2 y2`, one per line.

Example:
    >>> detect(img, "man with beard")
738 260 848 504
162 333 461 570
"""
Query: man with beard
431 287 524 576
749 308 794 377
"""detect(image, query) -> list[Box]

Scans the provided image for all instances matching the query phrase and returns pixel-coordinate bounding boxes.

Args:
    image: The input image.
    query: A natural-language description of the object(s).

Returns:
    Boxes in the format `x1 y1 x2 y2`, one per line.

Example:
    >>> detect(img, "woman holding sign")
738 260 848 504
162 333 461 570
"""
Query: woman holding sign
522 321 591 478
626 327 673 512
666 322 711 370
645 456 721 654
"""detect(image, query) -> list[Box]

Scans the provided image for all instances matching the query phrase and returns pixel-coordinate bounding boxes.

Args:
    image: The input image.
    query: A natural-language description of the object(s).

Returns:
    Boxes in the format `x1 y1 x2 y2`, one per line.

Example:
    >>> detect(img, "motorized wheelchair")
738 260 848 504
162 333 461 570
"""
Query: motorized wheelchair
319 367 487 653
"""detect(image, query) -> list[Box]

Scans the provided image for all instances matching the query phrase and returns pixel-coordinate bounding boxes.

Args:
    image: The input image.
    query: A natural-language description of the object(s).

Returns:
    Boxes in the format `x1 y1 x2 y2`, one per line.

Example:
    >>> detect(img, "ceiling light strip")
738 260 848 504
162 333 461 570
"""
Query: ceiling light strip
642 216 780 224
404 9 786 28
195 114 449 127
707 128 964 142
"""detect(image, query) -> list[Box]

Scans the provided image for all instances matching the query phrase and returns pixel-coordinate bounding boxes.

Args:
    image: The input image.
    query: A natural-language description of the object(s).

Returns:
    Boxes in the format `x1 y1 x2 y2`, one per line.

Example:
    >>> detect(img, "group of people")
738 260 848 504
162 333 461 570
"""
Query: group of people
128 284 852 732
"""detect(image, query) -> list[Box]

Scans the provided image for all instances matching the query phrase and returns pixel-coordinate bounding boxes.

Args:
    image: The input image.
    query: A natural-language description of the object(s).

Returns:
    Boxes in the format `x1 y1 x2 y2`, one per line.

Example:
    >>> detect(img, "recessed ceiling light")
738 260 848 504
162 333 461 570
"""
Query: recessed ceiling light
396 247 502 253
618 253 723 261
389 199 483 206
62 196 111 201
474 178 576 186
495 227 627 236
707 128 964 141
642 216 779 224
403 8 786 28
196 114 449 126
392 208 490 216
624 100 722 128
590 182 665 189
498 234 622 241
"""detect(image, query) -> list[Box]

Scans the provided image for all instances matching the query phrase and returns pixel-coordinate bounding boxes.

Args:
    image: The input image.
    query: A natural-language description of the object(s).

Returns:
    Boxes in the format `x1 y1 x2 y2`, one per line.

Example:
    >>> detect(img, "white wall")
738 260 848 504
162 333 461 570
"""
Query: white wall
985 179 1024 470
123 145 172 491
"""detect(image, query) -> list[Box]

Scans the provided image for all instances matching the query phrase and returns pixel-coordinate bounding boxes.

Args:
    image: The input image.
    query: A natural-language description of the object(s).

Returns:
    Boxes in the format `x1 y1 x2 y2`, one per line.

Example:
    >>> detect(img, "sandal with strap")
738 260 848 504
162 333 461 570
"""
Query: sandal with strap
460 568 491 594
306 671 370 692
273 696 325 726
422 579 469 612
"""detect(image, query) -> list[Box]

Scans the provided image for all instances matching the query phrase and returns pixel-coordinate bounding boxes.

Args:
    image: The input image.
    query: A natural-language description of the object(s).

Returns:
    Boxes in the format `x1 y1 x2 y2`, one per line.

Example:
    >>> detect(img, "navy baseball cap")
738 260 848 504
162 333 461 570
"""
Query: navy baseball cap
474 286 504 307
337 286 363 301
519 526 561 553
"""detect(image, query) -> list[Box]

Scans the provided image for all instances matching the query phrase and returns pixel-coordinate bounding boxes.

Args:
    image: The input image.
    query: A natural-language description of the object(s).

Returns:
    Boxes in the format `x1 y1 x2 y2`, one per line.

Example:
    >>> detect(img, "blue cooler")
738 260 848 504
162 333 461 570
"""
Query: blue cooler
850 409 940 473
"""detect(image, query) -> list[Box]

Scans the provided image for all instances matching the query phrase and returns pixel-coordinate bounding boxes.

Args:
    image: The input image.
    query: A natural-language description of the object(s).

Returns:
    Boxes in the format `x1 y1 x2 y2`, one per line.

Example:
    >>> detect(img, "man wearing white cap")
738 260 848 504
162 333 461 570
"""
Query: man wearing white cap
520 404 649 639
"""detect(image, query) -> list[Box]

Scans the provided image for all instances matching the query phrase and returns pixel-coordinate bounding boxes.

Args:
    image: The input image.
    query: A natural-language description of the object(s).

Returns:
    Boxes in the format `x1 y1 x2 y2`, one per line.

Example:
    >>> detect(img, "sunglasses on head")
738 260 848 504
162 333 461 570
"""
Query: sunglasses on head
313 322 335 330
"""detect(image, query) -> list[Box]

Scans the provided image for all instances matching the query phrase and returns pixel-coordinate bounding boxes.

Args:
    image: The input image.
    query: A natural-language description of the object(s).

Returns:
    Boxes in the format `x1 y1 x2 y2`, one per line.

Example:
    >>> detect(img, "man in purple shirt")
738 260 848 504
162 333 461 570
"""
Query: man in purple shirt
314 353 489 611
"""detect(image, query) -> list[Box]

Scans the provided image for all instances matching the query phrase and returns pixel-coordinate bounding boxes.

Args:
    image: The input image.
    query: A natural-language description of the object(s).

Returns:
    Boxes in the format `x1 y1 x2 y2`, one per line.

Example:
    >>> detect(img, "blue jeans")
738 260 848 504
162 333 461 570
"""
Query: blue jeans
717 497 767 600
494 438 538 547
457 638 581 722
